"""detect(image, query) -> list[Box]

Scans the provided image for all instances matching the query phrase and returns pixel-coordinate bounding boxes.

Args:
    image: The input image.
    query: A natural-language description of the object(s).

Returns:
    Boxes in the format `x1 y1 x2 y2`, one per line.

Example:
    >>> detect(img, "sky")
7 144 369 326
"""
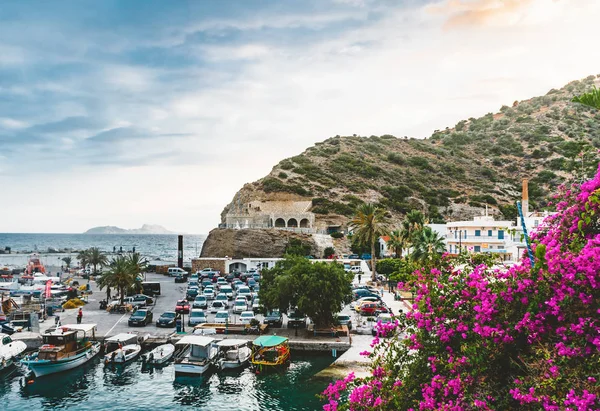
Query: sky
1 0 599 234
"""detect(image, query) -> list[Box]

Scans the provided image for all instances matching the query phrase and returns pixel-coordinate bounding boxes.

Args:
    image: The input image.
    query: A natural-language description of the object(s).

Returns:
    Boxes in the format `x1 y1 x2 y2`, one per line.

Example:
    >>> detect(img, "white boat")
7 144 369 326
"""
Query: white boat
104 344 141 364
103 333 139 354
143 343 175 365
21 324 100 377
0 333 27 372
216 339 251 370
0 275 20 292
174 335 218 376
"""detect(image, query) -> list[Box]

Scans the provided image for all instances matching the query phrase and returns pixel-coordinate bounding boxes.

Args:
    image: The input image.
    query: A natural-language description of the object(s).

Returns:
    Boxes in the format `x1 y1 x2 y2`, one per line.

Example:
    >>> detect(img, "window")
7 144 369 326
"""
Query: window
475 230 481 237
498 230 504 240
474 246 481 252
488 230 492 237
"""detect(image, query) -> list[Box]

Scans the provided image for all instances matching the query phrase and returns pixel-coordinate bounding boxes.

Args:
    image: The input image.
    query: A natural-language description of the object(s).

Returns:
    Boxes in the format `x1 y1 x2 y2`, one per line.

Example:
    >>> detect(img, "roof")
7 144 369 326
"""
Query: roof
380 236 390 242
216 339 248 347
106 333 139 343
252 335 288 347
59 324 97 334
176 335 216 346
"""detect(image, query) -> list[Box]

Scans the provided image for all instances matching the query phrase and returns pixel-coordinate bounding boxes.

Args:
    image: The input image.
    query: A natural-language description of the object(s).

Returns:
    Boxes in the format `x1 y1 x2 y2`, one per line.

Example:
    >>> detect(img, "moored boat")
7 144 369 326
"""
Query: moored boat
0 333 27 372
143 343 175 365
21 324 100 377
215 339 251 371
24 254 46 275
104 344 141 364
174 335 217 376
250 335 290 372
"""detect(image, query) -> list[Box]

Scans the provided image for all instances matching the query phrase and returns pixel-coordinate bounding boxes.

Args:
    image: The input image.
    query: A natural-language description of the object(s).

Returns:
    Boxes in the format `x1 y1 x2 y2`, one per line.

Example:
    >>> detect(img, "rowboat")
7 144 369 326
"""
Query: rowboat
143 343 175 365
104 344 141 364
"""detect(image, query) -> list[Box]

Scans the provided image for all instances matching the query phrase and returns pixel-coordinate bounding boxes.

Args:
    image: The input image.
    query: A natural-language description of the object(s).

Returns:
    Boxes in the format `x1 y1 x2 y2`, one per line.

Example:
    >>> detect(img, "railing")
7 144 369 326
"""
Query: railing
446 235 507 241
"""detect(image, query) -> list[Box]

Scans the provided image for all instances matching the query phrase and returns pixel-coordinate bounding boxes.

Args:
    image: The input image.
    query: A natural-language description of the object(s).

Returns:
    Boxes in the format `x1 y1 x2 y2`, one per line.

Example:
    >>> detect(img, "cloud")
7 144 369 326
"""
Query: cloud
429 0 537 29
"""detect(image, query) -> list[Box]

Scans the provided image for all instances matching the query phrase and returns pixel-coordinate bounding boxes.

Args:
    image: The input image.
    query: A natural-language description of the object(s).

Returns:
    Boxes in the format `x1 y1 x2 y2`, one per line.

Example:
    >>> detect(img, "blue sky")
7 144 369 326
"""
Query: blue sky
1 0 598 234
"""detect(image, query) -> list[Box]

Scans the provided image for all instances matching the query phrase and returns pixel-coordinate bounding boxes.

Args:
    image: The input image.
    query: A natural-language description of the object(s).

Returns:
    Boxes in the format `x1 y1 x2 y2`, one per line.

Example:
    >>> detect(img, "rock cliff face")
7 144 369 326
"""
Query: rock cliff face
200 229 320 258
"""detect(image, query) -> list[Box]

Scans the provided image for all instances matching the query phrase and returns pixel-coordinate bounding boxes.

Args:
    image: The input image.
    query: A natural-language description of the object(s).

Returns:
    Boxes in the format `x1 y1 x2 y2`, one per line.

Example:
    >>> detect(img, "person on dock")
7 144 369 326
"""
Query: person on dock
55 315 60 327
77 308 83 324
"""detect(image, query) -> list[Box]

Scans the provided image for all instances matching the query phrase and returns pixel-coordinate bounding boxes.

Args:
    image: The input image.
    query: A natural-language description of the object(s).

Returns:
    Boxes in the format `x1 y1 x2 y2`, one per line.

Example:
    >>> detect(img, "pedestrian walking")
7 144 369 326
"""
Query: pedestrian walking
55 315 60 327
77 308 83 324
357 273 362 284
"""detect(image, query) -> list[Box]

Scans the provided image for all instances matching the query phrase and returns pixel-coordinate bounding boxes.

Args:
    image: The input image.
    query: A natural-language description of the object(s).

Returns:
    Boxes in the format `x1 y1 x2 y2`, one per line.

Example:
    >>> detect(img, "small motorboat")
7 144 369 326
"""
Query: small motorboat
216 339 251 371
250 335 290 372
0 333 27 373
174 336 218 376
104 344 141 364
143 343 175 365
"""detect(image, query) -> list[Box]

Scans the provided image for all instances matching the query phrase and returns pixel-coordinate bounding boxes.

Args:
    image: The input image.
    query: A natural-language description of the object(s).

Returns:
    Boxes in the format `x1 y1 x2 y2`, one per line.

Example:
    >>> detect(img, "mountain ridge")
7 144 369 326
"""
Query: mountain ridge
83 224 176 235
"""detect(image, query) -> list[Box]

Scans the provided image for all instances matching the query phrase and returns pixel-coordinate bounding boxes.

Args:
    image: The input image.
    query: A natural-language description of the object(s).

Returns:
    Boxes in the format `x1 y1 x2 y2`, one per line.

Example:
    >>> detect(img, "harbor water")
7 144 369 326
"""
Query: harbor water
1 354 333 410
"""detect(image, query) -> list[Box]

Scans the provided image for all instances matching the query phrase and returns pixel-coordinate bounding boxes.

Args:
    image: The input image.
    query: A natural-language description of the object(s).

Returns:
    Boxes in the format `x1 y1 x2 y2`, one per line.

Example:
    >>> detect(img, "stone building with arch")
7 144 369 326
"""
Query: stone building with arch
223 200 315 232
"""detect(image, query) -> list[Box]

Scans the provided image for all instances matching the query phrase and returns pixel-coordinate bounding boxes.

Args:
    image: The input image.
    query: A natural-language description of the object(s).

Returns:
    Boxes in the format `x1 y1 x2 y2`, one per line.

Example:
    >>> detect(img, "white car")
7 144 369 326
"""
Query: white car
215 310 230 324
237 286 252 301
216 278 227 288
220 286 234 300
233 299 247 314
202 288 215 300
239 311 256 325
210 300 227 313
215 293 229 308
252 298 261 313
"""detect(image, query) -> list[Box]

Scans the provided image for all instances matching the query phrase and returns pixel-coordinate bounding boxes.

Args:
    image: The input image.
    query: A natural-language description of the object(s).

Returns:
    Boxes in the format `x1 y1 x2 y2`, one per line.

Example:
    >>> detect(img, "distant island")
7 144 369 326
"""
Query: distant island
83 224 176 235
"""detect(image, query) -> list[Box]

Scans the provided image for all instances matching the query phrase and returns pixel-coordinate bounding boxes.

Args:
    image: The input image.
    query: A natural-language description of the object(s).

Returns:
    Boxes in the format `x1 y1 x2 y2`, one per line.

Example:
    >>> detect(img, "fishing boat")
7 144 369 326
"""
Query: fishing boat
215 339 251 371
103 344 141 364
0 333 27 372
250 335 290 371
142 343 175 365
173 335 217 376
0 275 20 292
21 324 100 377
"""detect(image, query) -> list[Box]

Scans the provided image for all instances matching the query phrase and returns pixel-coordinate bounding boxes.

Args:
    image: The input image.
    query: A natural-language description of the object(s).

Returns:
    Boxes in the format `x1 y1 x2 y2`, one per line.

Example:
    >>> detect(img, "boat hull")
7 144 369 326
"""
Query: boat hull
22 342 100 378
104 344 141 364
218 358 249 370
174 362 211 375
145 344 175 365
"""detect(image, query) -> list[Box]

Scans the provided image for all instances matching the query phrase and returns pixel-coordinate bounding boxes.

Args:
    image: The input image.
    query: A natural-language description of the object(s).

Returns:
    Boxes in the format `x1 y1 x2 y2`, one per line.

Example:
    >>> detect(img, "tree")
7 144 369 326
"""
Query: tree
323 247 335 258
87 247 108 275
350 203 389 282
572 85 600 109
100 255 141 305
284 238 313 257
77 250 90 270
259 256 353 328
410 226 446 264
61 256 72 271
386 229 405 258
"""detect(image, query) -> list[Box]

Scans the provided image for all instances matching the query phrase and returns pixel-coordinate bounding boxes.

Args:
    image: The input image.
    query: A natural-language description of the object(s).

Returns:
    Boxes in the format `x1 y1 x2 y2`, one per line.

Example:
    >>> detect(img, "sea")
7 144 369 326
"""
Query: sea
0 233 207 268
0 354 333 410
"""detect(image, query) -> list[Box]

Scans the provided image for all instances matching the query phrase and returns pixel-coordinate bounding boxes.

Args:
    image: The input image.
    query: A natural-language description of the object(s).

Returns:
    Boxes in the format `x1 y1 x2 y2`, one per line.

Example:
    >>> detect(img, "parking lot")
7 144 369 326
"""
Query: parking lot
56 272 298 338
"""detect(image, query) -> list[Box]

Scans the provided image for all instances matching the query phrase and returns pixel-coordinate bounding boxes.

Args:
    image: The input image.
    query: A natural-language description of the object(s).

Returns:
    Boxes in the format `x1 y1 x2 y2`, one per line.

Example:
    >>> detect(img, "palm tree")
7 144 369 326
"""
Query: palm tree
127 252 148 291
572 86 600 110
386 229 405 258
411 226 446 264
77 250 90 270
350 203 389 282
102 255 139 305
61 256 72 272
88 247 108 276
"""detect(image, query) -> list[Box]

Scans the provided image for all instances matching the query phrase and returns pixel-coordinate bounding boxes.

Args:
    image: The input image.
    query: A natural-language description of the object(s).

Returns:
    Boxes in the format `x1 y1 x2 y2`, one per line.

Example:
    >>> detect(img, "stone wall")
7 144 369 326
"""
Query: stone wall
191 258 227 273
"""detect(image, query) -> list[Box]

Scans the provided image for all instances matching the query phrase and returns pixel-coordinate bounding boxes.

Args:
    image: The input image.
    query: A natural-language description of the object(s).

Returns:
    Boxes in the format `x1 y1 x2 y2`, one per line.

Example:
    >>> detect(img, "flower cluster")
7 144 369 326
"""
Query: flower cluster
324 164 600 410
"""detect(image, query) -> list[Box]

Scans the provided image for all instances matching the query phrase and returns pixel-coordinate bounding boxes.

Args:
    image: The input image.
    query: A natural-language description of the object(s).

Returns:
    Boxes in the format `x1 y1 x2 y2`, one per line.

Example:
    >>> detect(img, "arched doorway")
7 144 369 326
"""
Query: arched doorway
229 262 247 272
299 218 309 228
288 218 298 228
275 218 286 227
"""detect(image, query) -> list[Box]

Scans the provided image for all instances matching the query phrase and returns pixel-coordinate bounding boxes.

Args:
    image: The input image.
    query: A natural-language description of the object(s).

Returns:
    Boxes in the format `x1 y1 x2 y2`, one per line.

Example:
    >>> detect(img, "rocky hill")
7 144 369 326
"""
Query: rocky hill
221 75 600 226
84 224 175 235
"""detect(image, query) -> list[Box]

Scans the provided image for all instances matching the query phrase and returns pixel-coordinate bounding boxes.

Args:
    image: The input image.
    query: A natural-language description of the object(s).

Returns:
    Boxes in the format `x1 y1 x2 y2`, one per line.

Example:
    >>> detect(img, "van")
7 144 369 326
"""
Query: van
141 282 161 296
168 267 187 277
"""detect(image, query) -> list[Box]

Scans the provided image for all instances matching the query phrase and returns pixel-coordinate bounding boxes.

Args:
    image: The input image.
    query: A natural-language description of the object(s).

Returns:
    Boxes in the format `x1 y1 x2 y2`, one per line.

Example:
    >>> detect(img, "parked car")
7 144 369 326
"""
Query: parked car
201 279 212 289
252 298 261 313
238 286 252 301
263 310 283 328
351 296 382 310
372 313 395 337
188 309 207 326
233 299 247 314
186 287 199 300
215 293 230 308
188 280 199 288
220 286 234 300
287 310 308 328
210 300 227 314
215 310 230 324
252 273 261 282
359 302 391 316
225 273 235 282
335 314 353 330
168 267 188 277
247 278 257 290
216 277 227 288
174 274 187 283
232 279 244 290
175 300 190 314
128 308 153 326
192 295 208 310
156 311 179 328
202 288 215 300
239 311 256 325
124 294 153 307
353 289 380 300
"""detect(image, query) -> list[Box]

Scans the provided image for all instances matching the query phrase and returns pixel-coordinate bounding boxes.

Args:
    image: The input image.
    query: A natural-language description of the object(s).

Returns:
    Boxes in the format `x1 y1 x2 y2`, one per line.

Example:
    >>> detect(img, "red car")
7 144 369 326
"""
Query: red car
359 302 391 316
175 300 190 314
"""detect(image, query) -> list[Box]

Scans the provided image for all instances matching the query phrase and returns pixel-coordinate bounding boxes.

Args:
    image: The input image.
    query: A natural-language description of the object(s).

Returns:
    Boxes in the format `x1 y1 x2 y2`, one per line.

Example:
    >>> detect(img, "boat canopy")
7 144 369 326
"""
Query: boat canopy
61 324 97 334
252 335 288 347
176 335 216 347
216 339 248 348
105 333 138 343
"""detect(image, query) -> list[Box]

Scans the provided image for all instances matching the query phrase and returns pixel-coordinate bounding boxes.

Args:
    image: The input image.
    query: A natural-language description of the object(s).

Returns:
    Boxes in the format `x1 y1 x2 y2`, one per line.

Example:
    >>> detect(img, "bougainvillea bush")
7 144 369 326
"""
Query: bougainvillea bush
323 165 600 411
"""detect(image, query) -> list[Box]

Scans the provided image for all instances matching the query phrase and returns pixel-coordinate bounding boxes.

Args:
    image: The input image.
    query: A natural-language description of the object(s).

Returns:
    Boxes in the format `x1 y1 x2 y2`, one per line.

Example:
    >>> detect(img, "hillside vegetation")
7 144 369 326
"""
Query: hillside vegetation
222 75 600 225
